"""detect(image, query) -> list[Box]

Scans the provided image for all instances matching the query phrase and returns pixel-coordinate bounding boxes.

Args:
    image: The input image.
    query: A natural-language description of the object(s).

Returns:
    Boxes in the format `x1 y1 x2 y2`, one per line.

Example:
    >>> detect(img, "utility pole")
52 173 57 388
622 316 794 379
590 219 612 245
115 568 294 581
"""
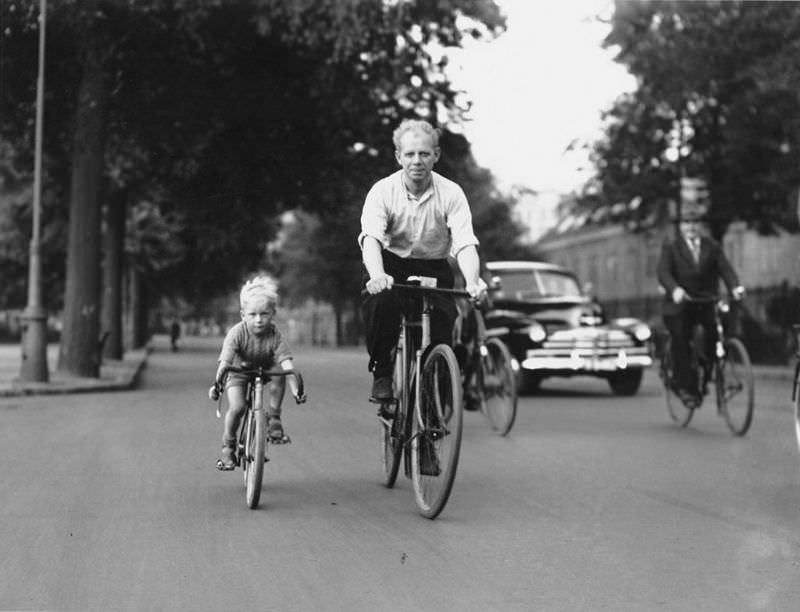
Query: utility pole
20 0 49 382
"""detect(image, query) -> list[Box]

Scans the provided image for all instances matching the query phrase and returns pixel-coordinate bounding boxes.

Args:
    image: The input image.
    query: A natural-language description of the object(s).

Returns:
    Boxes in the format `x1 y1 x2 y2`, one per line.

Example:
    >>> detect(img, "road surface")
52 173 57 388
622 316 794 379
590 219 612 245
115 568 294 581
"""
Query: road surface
1 336 798 611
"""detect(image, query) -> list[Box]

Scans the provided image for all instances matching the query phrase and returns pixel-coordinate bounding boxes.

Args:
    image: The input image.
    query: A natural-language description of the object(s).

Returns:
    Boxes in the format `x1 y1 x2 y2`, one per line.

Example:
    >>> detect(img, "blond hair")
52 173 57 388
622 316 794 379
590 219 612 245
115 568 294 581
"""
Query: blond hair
392 119 440 149
240 275 279 309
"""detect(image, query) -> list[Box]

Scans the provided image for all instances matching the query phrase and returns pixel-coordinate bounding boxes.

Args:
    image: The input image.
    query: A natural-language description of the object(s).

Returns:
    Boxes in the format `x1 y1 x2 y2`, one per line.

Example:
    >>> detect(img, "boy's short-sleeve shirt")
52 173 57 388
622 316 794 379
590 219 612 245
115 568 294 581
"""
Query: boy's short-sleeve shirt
218 321 292 368
358 170 479 259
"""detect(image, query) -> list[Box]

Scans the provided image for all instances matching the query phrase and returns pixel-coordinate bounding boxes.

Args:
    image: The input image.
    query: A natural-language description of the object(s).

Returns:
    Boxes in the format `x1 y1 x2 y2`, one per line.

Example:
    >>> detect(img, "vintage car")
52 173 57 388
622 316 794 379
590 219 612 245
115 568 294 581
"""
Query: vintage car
483 261 653 396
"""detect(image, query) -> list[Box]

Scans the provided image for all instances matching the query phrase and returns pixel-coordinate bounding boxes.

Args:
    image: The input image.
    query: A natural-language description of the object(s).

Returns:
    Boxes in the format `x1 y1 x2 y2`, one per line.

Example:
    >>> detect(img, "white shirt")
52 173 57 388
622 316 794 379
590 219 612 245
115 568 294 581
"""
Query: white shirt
358 170 479 259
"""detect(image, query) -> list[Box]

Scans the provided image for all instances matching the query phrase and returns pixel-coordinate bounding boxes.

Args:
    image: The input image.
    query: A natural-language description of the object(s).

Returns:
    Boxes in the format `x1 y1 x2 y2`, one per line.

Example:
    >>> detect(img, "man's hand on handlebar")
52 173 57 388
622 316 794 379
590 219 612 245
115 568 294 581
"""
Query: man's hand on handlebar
732 286 745 301
365 273 394 295
466 278 488 302
671 286 687 304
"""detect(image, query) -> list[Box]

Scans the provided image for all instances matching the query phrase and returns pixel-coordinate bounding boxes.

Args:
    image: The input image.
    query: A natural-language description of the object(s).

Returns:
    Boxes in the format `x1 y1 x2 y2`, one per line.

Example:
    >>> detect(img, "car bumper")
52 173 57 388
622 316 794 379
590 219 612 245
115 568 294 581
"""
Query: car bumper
520 348 653 372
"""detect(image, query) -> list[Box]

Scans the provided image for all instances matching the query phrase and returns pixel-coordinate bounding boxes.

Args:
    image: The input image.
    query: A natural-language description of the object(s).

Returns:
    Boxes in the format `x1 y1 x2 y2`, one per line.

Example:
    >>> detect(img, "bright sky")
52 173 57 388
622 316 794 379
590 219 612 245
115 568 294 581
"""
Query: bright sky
448 0 637 194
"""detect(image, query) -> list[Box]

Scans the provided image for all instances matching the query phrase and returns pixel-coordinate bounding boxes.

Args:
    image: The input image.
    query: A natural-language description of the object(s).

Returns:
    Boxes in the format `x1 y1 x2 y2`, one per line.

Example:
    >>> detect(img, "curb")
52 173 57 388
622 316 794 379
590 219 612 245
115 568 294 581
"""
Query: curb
0 348 149 398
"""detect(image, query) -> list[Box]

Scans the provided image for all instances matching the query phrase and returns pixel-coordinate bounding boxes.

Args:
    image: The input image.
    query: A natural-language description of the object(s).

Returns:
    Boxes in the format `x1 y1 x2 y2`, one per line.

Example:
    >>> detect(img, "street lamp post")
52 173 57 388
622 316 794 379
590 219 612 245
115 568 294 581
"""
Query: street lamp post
20 0 49 382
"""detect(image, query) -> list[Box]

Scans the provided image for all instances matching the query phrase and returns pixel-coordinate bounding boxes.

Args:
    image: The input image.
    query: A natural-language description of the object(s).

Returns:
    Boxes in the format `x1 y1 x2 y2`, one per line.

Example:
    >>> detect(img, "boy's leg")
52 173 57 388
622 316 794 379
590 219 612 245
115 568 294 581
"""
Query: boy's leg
218 386 245 469
267 378 290 442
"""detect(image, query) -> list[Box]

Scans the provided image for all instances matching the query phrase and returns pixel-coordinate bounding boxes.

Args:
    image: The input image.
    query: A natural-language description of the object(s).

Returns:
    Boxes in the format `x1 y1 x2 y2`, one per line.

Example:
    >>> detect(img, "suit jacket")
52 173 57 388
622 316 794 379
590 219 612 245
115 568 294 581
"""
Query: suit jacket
657 234 740 316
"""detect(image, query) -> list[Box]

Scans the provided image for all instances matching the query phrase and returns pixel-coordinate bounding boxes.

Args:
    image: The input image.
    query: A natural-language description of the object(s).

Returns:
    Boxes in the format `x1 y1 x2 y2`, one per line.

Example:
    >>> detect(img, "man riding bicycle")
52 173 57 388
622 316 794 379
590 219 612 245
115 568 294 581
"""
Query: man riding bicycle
657 186 745 408
359 119 486 402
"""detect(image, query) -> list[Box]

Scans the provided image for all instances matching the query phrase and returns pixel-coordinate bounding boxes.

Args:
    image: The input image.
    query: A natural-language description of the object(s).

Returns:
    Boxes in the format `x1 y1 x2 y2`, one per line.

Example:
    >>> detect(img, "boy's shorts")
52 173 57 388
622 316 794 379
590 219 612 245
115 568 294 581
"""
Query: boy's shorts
224 372 252 389
224 369 280 389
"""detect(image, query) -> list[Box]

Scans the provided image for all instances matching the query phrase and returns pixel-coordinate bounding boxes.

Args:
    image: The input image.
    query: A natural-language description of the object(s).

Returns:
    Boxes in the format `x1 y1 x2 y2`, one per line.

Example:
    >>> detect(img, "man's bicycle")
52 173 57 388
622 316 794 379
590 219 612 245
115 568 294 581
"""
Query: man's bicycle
659 296 754 435
791 325 800 452
456 296 518 436
212 365 305 509
371 276 468 519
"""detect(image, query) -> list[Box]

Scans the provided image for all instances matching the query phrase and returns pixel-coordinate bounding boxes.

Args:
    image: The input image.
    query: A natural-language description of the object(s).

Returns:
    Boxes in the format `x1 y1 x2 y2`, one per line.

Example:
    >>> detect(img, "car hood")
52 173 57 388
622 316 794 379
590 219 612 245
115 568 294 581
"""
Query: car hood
487 296 599 331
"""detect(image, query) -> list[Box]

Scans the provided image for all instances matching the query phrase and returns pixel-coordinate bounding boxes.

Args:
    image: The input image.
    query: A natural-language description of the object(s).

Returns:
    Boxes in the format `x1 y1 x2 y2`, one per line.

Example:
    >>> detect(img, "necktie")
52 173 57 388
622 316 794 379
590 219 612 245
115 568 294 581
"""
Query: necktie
690 238 700 263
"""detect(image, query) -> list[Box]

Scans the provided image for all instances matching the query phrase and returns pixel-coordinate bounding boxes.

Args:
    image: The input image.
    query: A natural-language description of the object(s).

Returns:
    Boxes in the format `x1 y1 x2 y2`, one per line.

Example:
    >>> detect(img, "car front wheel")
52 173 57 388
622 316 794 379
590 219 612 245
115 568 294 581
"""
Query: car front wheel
608 369 643 396
519 372 543 395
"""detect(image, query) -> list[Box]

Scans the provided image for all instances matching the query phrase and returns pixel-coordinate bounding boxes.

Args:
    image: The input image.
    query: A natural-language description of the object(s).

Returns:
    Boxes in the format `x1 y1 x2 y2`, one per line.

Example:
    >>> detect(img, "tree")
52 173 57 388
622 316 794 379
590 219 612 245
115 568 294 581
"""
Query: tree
1 0 510 363
587 0 800 238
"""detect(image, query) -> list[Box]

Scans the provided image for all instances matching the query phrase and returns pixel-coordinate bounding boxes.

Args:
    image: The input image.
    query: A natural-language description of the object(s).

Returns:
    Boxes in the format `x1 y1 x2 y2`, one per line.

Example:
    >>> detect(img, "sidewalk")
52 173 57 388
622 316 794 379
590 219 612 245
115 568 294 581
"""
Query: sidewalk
0 343 149 398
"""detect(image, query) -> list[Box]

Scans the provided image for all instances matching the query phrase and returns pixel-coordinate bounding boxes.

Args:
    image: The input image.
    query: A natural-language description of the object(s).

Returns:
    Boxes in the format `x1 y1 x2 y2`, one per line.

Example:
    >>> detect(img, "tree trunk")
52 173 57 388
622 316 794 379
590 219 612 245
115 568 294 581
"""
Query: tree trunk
101 189 126 360
333 301 343 347
129 265 150 349
57 36 109 378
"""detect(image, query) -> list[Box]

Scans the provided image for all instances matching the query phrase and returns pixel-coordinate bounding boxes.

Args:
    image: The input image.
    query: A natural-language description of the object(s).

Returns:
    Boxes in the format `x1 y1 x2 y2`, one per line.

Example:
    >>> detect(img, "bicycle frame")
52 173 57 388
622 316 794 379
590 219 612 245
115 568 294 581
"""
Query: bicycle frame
215 365 304 509
374 276 469 518
662 294 753 435
394 280 442 475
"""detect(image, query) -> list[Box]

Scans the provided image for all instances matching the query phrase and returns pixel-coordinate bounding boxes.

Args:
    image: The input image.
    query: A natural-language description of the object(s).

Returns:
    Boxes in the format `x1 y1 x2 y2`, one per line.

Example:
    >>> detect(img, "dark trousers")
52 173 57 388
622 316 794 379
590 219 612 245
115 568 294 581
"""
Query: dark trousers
361 251 457 378
663 302 717 392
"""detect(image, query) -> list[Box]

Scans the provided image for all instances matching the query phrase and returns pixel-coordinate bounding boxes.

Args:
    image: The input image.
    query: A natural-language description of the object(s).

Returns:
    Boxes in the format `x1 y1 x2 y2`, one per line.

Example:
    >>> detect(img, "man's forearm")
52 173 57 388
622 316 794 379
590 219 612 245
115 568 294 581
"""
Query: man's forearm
456 246 481 286
362 237 385 279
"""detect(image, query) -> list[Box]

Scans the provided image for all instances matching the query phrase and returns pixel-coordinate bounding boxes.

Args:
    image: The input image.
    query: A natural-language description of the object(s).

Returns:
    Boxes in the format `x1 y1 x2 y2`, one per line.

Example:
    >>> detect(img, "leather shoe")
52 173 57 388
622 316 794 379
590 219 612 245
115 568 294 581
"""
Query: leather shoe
371 376 393 400
677 388 700 409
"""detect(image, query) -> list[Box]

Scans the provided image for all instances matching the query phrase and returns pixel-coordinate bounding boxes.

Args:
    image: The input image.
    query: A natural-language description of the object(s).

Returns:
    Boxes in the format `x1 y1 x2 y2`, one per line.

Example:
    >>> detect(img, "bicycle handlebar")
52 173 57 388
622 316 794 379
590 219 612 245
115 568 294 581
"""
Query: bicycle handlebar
213 365 306 404
390 282 471 298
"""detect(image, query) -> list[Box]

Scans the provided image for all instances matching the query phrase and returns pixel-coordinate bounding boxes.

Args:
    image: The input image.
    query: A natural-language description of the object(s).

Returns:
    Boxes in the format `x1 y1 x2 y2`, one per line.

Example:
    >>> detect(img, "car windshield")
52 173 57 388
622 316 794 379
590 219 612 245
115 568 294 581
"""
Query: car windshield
493 269 582 298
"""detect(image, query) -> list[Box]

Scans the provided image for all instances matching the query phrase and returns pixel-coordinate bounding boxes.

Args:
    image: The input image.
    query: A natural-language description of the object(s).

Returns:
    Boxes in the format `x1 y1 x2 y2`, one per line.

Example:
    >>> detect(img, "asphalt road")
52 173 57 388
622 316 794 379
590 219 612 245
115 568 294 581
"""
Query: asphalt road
1 336 798 611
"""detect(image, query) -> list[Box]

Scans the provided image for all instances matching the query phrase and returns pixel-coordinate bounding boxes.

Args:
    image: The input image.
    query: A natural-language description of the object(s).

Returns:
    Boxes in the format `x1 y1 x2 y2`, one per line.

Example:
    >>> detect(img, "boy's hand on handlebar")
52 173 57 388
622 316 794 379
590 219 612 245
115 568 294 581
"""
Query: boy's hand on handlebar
365 273 394 295
294 391 307 405
208 382 222 401
732 286 745 301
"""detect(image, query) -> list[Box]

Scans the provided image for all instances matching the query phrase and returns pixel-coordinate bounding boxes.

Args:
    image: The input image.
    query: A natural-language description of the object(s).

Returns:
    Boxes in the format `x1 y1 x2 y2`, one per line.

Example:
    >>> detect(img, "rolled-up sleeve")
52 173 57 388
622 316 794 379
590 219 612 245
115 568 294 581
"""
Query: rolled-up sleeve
447 187 479 256
358 182 389 250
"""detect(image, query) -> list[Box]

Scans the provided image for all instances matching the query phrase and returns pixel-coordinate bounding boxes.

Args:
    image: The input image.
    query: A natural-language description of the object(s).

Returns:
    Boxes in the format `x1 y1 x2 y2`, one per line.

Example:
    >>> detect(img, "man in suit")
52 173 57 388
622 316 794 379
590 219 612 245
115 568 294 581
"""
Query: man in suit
657 200 745 407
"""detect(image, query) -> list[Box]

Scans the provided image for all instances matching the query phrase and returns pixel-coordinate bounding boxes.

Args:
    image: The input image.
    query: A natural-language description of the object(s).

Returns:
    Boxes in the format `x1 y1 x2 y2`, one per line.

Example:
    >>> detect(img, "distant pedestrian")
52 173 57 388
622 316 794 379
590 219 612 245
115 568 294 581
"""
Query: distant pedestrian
170 320 181 352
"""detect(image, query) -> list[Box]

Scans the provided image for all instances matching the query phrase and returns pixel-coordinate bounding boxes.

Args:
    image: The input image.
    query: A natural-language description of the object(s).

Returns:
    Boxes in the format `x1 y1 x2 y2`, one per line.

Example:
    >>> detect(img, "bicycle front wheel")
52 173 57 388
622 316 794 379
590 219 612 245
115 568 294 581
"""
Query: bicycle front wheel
717 338 754 436
244 408 266 508
480 338 518 436
661 337 694 427
411 344 463 519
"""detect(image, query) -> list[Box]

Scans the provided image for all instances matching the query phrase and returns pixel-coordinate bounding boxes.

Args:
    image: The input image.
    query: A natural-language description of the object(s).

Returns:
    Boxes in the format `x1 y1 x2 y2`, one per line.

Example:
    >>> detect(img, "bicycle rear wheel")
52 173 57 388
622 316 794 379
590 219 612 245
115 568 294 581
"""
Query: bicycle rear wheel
480 338 517 436
661 336 694 427
717 337 754 436
411 344 463 519
380 350 404 488
244 408 266 508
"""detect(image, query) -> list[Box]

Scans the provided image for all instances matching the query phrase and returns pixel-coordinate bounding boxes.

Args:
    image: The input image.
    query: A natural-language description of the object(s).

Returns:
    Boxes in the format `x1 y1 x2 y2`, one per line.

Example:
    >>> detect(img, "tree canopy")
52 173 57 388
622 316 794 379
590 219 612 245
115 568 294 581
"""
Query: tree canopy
1 0 532 355
584 0 800 238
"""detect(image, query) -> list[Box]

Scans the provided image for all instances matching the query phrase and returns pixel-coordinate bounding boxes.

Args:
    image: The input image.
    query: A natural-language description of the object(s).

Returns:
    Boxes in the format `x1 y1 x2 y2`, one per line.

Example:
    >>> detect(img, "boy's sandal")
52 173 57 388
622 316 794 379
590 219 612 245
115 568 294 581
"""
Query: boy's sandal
268 418 291 444
216 445 237 471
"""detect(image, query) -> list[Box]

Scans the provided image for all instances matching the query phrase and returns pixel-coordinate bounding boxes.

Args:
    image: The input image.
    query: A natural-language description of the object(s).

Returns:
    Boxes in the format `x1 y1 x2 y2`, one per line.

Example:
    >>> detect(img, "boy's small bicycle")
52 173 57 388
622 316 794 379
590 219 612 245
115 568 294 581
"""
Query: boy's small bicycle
370 276 468 520
212 365 305 509
659 295 754 435
456 296 518 436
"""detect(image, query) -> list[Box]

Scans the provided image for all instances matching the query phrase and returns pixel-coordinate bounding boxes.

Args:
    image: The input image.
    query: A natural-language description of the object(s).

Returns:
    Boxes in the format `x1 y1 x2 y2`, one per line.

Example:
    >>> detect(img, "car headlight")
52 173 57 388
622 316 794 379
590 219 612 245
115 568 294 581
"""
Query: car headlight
633 324 651 342
527 322 547 343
